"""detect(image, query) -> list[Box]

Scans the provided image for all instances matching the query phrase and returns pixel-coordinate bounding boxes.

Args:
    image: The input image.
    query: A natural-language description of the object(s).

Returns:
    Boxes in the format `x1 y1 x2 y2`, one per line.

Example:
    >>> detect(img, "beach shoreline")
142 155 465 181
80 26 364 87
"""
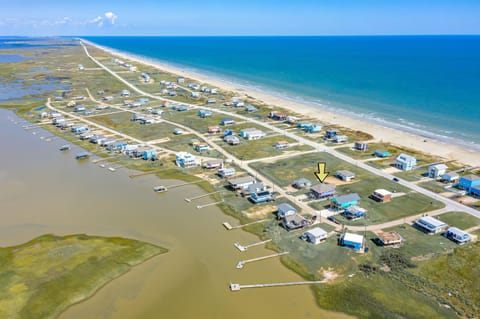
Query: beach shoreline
81 39 480 167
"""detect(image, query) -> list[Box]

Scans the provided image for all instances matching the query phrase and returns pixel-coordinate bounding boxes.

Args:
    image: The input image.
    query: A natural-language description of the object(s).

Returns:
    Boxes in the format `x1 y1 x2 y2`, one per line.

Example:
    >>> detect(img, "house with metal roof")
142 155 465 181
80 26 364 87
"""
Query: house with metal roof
175 152 199 168
458 174 480 193
371 189 392 203
336 170 356 182
331 193 360 210
228 176 256 190
374 149 389 158
274 140 289 149
224 135 240 145
198 109 213 118
239 128 266 140
241 182 267 196
203 159 223 169
250 191 274 204
310 183 336 199
445 227 471 244
281 213 310 231
218 167 236 178
395 153 417 171
442 172 459 183
325 128 339 138
415 216 448 234
244 105 258 112
303 227 328 245
343 205 367 220
340 233 365 251
333 135 348 143
277 203 297 219
220 118 235 126
354 142 368 151
293 178 311 189
304 123 322 134
428 164 448 179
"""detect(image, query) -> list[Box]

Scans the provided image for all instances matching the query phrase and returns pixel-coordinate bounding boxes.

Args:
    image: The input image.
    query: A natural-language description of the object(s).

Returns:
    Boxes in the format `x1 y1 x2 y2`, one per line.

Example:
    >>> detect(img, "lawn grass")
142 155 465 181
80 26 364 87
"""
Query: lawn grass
217 136 311 161
383 224 457 259
435 211 480 230
0 234 166 319
88 112 179 141
251 152 444 224
417 180 451 193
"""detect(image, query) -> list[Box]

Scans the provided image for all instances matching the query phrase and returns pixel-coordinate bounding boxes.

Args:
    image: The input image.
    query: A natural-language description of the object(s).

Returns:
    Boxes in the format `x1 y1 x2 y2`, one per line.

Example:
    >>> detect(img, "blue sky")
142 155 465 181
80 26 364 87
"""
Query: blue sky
1 0 479 36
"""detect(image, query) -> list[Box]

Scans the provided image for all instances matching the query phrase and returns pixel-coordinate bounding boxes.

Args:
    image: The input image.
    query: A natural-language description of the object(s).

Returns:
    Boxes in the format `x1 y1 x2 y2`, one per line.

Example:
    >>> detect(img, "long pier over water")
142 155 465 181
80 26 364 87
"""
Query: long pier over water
230 281 324 291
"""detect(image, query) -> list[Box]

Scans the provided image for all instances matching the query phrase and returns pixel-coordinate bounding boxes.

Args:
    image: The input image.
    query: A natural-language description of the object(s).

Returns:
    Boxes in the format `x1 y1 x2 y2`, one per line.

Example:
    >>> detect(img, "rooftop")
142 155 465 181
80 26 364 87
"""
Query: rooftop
305 227 327 238
333 193 360 204
417 216 447 228
228 176 255 185
311 183 336 193
374 189 392 196
343 233 364 244
461 174 480 182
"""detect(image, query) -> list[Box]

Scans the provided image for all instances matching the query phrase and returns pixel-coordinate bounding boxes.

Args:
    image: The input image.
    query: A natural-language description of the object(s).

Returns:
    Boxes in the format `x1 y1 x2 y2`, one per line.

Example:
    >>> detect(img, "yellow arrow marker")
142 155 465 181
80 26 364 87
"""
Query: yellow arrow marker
314 162 329 183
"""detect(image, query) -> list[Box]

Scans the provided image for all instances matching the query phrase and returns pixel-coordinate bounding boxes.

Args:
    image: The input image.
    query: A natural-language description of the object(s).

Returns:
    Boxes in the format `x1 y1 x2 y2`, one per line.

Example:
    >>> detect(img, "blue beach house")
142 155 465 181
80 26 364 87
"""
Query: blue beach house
198 109 213 118
458 174 480 194
331 193 360 210
194 143 210 153
395 153 417 171
220 118 235 126
374 149 390 158
304 123 322 133
250 191 273 204
143 149 157 160
297 121 312 129
325 128 339 138
277 203 297 219
340 233 365 251
445 227 471 244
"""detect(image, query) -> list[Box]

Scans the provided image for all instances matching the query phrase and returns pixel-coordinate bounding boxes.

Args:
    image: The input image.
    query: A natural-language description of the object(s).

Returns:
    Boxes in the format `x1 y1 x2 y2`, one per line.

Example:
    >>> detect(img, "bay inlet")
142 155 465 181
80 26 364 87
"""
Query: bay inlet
0 109 350 319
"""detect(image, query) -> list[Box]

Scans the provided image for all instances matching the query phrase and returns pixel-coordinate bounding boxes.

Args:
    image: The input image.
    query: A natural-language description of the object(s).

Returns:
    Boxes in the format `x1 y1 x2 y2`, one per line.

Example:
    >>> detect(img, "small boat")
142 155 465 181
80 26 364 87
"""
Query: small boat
59 144 71 151
153 185 168 193
75 152 90 160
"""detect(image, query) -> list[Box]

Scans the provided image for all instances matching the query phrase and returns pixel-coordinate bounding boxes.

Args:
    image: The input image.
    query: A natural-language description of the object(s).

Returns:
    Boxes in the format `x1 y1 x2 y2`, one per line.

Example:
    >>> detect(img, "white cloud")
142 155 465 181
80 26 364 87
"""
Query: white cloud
104 11 118 25
89 16 104 27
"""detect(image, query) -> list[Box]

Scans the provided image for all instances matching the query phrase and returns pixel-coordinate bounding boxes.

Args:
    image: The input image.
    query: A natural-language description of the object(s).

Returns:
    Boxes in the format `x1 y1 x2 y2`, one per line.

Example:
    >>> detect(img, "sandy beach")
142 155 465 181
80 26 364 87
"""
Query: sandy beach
84 40 480 167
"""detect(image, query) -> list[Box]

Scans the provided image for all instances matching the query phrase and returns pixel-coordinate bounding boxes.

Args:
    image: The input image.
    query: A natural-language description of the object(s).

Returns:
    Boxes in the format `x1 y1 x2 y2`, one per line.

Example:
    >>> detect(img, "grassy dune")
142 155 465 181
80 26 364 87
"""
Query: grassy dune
0 234 167 319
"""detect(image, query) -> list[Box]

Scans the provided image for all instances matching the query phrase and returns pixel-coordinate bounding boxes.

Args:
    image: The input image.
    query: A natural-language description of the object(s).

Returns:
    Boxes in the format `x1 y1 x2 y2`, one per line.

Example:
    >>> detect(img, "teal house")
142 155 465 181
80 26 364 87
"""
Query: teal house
331 193 360 210
374 149 390 158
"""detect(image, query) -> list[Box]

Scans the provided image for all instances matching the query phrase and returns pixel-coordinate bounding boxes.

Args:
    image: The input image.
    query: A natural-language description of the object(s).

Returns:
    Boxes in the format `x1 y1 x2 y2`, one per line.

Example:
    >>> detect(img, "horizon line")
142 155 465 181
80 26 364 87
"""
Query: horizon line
2 33 480 38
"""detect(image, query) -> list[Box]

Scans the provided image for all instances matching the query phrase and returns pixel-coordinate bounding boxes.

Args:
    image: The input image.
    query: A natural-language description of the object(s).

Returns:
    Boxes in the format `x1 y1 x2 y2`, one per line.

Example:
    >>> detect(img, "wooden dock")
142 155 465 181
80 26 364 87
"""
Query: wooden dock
222 219 268 230
196 200 224 209
129 168 164 178
166 180 204 189
234 239 272 252
92 156 117 163
229 280 324 291
108 165 123 172
236 252 288 269
185 190 223 202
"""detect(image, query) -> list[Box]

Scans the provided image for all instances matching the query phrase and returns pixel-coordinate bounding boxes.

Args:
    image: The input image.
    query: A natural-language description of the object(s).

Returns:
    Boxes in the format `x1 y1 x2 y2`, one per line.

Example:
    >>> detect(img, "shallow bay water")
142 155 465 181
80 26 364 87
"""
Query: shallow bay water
0 109 350 319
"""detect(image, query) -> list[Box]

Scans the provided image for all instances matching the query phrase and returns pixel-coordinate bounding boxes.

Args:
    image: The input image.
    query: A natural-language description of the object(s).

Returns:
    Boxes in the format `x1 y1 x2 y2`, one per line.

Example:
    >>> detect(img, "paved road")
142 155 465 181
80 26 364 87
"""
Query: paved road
79 41 480 231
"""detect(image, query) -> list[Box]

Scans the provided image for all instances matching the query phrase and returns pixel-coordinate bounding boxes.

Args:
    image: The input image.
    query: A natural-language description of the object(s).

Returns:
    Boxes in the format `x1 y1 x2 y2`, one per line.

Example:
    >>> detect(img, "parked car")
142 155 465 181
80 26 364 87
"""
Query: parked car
328 216 341 224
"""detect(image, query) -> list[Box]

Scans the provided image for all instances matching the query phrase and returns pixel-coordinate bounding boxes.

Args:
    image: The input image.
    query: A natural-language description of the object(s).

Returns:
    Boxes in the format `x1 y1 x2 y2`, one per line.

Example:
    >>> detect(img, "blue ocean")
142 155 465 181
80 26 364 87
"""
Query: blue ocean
85 36 480 149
